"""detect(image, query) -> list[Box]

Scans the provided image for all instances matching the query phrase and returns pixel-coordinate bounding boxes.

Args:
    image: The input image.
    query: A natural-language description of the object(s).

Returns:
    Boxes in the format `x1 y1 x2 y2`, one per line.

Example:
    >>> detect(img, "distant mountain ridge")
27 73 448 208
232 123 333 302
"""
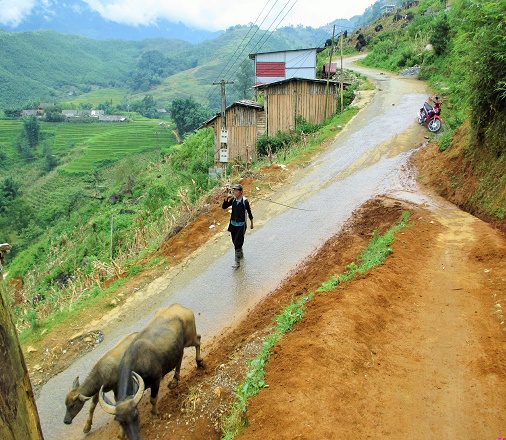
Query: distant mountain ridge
0 1 368 109
0 0 223 44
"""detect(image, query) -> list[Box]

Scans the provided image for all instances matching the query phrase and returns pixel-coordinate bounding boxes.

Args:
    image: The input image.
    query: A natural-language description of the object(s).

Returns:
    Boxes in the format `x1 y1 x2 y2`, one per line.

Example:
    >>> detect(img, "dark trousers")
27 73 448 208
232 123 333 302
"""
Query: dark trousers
228 224 246 250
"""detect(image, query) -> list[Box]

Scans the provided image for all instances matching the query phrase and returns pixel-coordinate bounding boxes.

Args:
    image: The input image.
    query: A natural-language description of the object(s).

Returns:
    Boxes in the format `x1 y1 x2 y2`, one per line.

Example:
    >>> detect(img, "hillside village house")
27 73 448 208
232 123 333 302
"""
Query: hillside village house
203 48 351 164
203 77 350 163
253 77 351 135
249 48 324 85
202 100 265 163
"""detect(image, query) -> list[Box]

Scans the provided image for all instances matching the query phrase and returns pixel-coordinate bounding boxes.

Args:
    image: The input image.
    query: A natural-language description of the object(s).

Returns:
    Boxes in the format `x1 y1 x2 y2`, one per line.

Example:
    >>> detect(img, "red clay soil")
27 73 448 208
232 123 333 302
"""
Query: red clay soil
87 193 506 440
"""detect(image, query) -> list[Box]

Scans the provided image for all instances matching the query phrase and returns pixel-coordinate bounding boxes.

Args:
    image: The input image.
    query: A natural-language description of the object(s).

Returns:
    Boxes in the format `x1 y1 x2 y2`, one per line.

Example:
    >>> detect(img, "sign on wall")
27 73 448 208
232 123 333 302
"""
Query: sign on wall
219 148 228 163
220 129 228 143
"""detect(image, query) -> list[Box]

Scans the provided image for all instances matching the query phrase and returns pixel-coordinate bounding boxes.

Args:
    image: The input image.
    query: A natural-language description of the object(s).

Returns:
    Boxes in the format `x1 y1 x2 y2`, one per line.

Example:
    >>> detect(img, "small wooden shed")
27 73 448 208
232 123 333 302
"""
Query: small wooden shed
202 100 265 162
253 77 350 135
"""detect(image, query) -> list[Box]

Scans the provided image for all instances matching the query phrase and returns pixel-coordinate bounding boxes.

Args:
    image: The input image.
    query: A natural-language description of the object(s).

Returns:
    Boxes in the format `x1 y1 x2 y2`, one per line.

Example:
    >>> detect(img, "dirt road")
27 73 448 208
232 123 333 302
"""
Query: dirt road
29 58 506 439
84 192 506 440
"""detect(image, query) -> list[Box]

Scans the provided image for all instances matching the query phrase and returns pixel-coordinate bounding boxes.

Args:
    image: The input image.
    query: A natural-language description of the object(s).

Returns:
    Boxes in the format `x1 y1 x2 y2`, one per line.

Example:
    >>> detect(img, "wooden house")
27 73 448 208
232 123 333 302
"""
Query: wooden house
253 77 350 135
202 100 265 162
249 48 324 85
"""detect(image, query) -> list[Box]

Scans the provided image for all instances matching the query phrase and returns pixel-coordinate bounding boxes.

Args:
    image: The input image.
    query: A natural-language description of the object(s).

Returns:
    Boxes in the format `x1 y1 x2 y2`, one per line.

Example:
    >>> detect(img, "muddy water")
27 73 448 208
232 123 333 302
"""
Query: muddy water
37 57 431 439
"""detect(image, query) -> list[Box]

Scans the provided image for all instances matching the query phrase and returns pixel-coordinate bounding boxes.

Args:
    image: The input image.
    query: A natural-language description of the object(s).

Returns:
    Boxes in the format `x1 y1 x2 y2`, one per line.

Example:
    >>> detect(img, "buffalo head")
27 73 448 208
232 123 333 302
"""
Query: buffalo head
99 371 145 440
64 376 92 425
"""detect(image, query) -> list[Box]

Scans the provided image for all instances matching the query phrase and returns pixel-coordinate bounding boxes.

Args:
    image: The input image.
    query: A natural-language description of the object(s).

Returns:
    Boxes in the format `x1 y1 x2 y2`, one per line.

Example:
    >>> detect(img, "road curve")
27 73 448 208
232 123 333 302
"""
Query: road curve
36 55 430 439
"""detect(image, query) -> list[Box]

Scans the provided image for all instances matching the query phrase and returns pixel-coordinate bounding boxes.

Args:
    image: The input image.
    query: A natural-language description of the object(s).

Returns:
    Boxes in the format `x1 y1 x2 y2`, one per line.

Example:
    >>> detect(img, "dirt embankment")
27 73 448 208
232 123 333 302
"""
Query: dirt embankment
83 182 506 439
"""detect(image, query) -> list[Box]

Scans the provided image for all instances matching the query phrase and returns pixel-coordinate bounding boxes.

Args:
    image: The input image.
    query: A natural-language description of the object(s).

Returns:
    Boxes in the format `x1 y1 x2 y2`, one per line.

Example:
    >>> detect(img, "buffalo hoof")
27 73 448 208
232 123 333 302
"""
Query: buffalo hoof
83 424 92 434
197 359 205 369
168 378 179 389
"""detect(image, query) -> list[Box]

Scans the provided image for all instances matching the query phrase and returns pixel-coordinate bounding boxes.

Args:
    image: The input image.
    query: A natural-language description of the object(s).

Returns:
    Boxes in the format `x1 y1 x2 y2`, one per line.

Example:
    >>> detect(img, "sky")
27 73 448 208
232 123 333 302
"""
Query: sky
0 0 375 31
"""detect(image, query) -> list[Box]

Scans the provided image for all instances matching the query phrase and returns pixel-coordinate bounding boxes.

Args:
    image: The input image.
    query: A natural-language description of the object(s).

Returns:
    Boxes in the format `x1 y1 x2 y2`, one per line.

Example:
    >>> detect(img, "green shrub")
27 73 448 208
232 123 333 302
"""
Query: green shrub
438 129 454 152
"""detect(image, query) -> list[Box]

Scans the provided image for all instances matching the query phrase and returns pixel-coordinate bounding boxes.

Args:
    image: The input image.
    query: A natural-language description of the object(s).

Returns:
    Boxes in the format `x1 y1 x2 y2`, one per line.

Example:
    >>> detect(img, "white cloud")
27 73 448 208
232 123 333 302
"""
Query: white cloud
0 0 36 26
0 0 374 31
83 0 373 31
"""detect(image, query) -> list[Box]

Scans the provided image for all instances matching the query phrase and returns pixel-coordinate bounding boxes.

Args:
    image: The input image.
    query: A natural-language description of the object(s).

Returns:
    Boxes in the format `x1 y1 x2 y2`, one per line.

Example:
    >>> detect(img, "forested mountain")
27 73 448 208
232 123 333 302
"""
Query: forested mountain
0 31 195 107
0 18 359 110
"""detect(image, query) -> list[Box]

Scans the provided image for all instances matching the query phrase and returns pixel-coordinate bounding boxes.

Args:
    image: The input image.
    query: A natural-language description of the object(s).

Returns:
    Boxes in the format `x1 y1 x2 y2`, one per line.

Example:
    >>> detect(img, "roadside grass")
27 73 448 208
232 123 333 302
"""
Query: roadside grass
220 211 412 439
258 106 360 167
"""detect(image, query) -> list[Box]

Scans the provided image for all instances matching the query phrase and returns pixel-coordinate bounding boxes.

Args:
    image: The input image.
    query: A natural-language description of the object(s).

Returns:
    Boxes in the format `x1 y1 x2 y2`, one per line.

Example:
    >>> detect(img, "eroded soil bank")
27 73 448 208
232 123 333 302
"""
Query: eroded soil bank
84 191 506 440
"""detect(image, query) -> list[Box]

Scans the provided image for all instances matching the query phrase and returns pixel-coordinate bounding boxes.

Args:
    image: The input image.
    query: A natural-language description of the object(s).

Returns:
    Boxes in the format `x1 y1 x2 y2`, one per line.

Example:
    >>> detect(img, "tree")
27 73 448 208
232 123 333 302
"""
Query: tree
4 108 22 118
0 177 20 213
0 148 7 168
170 98 211 137
22 115 40 148
137 50 168 77
43 145 58 172
232 59 255 101
1 245 44 440
7 198 34 234
430 14 450 56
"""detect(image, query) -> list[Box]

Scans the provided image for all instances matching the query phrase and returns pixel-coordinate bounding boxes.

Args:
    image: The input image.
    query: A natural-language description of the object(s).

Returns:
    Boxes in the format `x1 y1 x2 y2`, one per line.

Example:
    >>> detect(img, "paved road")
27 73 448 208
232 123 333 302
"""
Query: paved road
36 55 430 439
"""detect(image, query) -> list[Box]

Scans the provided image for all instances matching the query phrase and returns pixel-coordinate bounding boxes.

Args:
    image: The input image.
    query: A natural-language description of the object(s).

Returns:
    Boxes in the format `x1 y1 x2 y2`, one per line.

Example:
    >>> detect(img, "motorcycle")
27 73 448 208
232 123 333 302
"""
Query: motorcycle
418 98 442 132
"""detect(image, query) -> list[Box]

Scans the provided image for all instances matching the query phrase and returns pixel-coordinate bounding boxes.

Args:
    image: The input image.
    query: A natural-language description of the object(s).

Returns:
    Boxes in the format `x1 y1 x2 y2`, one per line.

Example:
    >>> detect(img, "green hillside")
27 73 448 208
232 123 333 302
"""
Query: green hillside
0 30 192 108
0 25 331 111
355 0 505 221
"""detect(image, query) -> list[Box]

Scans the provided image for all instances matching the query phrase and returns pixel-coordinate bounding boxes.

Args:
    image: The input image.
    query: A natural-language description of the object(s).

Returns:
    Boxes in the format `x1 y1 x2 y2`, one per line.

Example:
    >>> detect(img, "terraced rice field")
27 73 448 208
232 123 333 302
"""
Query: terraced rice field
41 120 177 173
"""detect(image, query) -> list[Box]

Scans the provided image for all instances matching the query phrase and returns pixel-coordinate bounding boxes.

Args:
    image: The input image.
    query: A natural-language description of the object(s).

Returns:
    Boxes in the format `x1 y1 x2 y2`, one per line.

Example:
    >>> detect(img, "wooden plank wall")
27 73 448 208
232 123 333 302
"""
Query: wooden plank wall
212 106 261 162
266 81 341 135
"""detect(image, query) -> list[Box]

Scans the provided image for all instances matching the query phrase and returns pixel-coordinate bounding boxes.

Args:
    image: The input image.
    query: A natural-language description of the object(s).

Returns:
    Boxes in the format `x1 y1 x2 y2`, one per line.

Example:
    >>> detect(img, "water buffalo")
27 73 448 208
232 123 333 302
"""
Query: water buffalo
99 303 204 440
64 332 138 433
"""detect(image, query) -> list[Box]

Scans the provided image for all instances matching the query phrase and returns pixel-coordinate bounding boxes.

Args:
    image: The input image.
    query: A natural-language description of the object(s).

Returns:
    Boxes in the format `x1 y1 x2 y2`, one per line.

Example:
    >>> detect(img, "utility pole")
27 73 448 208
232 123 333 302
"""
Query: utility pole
0 243 44 440
212 80 234 179
340 30 344 113
324 25 336 121
110 215 114 261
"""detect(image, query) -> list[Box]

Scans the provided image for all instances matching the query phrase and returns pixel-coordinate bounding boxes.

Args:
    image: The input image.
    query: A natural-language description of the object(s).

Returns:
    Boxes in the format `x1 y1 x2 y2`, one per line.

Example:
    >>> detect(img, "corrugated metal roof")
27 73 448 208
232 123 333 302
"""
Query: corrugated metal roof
249 47 324 59
201 100 264 127
253 77 351 89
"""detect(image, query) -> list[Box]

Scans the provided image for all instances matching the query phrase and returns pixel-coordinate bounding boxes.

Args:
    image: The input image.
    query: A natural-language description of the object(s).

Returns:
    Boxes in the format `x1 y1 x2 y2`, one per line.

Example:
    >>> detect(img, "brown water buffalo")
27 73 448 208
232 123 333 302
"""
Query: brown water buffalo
99 303 204 440
64 332 138 433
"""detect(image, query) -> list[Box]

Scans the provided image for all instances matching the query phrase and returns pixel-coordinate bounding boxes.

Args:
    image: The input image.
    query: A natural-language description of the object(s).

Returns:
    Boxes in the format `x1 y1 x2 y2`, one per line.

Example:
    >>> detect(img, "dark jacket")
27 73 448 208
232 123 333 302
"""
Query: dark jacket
222 197 253 224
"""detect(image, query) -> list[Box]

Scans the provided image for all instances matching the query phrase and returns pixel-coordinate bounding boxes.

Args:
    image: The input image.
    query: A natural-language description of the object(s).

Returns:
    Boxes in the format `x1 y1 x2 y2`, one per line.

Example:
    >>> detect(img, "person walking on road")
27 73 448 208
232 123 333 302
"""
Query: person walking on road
222 184 254 268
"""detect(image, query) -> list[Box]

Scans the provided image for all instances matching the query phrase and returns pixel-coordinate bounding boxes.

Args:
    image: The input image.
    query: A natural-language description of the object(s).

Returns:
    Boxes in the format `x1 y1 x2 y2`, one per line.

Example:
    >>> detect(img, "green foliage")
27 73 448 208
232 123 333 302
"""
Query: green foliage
438 129 454 152
230 60 255 101
430 14 450 56
452 0 506 154
295 116 322 135
22 115 40 148
0 176 20 213
256 132 296 157
170 97 211 137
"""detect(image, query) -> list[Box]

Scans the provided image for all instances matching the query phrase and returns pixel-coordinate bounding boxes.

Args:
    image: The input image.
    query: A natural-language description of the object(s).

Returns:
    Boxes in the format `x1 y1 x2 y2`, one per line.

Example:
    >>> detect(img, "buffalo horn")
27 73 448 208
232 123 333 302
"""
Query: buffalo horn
98 385 117 415
132 371 145 406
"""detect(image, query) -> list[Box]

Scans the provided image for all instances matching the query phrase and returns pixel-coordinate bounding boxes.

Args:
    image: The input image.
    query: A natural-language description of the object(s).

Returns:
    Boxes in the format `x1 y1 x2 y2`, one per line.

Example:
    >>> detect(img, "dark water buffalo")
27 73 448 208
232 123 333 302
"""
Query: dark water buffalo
64 332 138 433
99 303 204 440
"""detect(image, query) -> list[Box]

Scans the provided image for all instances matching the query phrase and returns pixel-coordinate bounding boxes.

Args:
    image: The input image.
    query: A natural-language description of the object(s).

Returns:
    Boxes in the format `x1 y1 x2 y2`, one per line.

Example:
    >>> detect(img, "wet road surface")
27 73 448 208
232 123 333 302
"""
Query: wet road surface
36 56 430 439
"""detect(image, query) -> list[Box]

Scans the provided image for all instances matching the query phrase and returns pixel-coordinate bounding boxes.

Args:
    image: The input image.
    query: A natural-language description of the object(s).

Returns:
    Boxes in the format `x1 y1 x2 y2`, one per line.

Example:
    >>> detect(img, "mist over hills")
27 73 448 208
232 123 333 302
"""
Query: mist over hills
0 1 364 110
0 1 223 44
